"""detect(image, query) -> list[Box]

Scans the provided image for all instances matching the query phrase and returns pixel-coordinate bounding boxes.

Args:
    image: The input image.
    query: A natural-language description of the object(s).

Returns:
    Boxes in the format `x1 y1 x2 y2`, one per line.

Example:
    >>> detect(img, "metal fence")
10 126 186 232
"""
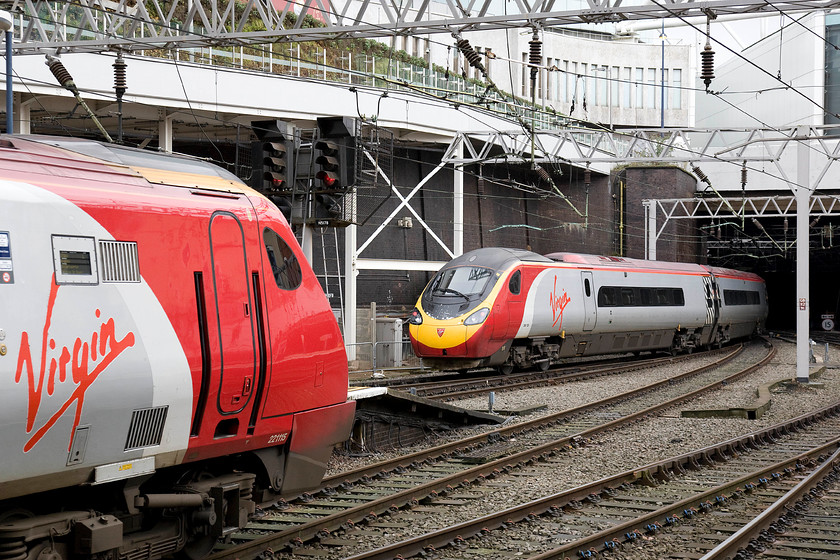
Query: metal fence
158 44 562 130
346 339 427 374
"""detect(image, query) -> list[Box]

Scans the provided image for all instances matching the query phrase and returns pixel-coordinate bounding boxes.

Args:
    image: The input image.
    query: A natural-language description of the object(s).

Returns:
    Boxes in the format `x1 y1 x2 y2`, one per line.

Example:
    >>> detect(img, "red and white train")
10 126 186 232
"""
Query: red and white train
408 248 768 373
0 135 355 559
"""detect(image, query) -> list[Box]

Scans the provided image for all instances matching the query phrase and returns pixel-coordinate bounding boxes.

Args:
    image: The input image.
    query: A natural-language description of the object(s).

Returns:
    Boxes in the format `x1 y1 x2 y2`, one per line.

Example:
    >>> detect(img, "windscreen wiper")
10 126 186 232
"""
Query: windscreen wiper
434 287 470 300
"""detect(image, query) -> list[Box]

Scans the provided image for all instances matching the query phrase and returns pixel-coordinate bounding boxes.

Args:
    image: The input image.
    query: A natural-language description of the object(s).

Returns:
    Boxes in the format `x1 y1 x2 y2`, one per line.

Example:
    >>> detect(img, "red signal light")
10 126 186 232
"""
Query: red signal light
316 170 339 188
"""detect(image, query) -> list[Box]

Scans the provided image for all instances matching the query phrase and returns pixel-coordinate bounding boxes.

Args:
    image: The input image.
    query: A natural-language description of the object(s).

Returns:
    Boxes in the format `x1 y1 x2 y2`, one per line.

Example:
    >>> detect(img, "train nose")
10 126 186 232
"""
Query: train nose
412 322 469 356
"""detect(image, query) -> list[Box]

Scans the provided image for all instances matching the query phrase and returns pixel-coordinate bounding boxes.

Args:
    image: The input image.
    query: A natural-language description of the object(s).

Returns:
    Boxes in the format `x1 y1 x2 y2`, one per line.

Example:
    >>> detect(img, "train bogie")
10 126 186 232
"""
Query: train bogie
0 136 355 560
409 248 767 372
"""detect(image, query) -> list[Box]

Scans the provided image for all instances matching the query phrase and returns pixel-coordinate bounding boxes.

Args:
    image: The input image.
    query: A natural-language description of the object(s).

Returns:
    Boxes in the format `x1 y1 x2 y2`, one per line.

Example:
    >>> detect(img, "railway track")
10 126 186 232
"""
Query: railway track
340 403 840 560
353 347 736 401
205 341 776 560
701 446 840 560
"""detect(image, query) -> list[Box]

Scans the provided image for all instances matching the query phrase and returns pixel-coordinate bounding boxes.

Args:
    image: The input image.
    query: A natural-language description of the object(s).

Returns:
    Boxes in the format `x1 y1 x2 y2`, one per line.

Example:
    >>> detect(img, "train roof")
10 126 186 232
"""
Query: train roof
445 248 553 270
448 249 762 282
0 135 248 193
546 252 707 273
547 252 764 281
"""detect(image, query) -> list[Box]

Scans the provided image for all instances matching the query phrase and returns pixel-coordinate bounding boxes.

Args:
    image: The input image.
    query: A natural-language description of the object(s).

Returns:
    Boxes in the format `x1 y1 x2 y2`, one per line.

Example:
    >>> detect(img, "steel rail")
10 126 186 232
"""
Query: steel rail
418 347 736 400
342 404 840 560
206 343 771 560
324 344 745 487
699 440 840 560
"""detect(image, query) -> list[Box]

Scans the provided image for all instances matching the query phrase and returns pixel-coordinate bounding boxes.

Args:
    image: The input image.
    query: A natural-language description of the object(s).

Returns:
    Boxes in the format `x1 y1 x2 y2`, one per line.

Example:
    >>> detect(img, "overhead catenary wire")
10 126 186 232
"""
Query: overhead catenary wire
11 0 840 212
14 2 820 144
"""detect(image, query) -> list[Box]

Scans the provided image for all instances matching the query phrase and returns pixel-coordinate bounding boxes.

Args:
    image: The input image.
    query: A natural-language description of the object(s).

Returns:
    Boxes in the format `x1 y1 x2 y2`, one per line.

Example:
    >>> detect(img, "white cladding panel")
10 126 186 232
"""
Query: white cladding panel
515 264 709 338
0 180 192 483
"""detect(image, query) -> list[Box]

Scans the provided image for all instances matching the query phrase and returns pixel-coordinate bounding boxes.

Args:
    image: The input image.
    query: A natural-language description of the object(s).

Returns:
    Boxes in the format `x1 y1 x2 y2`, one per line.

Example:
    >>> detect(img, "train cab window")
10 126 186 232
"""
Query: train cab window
263 228 302 290
433 266 493 297
508 270 521 295
584 278 591 298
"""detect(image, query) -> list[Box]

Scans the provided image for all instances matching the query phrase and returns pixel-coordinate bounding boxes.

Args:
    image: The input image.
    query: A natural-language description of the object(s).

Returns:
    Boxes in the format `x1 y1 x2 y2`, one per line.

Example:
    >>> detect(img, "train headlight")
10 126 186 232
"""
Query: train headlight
464 307 490 326
408 308 423 325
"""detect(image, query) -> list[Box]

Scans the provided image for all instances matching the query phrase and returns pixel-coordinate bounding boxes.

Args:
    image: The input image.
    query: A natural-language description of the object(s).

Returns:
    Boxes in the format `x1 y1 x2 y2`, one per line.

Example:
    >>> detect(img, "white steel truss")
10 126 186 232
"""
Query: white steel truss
442 126 840 168
647 194 840 222
5 0 840 54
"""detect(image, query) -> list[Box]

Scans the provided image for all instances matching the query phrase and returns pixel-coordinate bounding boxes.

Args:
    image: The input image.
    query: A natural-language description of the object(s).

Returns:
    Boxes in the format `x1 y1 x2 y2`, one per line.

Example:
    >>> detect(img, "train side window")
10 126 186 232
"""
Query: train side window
598 286 617 307
263 228 302 290
620 288 634 306
584 277 591 298
508 270 521 295
724 289 759 306
655 288 672 306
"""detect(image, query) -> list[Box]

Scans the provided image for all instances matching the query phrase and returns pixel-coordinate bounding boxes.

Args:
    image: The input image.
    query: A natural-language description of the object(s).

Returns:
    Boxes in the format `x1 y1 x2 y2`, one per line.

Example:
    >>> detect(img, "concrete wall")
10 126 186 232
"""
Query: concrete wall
693 11 839 193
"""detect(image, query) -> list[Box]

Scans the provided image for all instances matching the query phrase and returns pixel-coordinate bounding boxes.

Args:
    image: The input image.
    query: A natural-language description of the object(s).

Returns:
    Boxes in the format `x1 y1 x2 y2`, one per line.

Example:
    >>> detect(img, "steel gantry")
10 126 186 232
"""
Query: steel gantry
5 0 839 382
439 124 840 382
4 0 840 54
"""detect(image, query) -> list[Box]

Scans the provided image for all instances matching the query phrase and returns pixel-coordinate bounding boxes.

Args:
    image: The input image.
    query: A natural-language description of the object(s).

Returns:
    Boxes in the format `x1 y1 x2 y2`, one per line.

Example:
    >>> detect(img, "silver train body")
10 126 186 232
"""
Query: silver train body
409 249 769 371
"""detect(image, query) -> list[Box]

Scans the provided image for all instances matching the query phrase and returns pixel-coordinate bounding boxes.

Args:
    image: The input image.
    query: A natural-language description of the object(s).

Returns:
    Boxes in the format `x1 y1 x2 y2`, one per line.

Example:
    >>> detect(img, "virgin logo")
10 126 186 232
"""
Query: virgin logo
437 328 445 337
549 276 571 330
14 276 136 452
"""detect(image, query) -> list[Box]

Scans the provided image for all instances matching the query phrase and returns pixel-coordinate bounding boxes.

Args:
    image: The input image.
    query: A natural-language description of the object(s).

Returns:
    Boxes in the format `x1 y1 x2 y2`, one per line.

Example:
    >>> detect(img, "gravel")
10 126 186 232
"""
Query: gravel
312 340 840 559
329 341 840 476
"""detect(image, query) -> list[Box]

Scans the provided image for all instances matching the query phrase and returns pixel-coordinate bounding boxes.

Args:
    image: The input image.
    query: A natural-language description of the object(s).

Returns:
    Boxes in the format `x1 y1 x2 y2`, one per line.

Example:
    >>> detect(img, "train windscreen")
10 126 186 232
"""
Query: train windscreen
422 265 497 319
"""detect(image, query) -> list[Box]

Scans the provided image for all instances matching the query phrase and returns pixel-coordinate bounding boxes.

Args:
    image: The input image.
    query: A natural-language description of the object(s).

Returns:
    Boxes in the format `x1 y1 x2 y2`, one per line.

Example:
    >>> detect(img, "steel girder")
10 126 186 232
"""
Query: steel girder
5 0 840 54
442 126 840 167
649 195 840 221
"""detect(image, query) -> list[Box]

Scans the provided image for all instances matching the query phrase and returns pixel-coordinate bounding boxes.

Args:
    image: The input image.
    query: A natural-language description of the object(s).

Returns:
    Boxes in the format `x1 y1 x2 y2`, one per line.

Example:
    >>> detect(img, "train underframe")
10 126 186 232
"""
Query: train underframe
490 322 760 374
0 463 253 560
0 405 355 560
0 447 307 560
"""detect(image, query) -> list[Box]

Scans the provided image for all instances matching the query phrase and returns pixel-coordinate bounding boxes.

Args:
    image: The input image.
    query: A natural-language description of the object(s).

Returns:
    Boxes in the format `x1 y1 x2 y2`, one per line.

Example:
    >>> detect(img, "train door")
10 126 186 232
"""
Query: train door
492 269 520 339
209 211 257 416
581 271 596 331
702 274 721 342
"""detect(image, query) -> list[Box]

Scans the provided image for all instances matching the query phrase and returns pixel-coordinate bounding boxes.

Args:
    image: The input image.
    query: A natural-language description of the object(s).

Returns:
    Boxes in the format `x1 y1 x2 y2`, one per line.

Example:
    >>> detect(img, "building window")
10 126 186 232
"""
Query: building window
561 60 569 102
635 67 644 107
622 67 631 107
599 66 608 106
671 69 682 109
646 68 656 108
827 16 840 129
611 66 619 107
579 63 589 107
546 57 554 100
522 52 529 97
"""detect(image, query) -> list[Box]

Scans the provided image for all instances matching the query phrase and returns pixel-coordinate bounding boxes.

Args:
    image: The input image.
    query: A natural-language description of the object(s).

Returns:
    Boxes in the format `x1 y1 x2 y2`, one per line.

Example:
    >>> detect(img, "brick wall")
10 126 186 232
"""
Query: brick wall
310 153 702 311
619 166 703 263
